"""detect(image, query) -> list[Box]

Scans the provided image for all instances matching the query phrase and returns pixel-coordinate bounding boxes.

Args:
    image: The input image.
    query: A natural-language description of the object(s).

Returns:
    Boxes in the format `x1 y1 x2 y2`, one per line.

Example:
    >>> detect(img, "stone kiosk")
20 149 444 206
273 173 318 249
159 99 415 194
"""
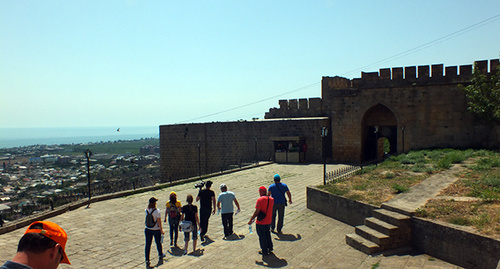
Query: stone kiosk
271 136 306 163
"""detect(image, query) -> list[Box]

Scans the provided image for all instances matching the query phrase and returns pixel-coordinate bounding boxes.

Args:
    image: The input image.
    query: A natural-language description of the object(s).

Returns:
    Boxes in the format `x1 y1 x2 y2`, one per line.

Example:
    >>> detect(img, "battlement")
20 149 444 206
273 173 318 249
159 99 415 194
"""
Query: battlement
265 97 323 119
323 59 499 91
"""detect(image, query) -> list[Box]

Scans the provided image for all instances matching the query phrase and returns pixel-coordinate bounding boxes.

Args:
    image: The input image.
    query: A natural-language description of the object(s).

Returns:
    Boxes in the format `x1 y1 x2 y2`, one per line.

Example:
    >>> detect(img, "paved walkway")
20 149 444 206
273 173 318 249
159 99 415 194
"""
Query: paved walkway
0 164 461 268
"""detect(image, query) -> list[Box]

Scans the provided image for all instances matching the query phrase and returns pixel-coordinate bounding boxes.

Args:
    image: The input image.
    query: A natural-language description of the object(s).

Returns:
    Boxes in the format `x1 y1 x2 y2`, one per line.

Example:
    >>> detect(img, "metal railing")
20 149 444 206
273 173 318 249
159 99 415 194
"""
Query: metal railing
324 165 361 184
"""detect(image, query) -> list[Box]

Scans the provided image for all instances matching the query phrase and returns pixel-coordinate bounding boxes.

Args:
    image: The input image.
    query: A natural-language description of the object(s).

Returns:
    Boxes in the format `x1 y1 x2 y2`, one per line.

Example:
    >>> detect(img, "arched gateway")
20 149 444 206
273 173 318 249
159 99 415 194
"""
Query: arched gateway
362 104 397 162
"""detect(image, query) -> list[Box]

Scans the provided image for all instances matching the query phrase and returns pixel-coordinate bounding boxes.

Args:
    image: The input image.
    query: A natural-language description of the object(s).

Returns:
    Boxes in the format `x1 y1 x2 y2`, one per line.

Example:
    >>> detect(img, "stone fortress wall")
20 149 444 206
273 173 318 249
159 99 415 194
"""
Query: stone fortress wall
265 59 500 163
161 59 500 181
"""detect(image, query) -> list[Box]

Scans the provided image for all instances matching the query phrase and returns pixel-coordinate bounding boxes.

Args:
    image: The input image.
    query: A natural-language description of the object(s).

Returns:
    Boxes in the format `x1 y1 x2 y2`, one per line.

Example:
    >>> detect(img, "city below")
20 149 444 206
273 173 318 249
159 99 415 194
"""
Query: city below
0 139 160 225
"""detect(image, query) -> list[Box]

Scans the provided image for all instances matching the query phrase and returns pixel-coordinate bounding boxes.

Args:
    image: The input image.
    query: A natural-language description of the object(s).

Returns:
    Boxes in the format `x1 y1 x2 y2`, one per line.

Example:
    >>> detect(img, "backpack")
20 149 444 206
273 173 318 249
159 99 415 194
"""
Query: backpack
145 208 157 228
168 203 178 219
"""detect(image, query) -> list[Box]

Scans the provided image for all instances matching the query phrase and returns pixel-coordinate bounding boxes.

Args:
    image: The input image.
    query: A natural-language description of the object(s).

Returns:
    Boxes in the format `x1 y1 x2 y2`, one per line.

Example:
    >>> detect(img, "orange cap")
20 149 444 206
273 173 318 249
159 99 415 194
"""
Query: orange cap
24 221 70 265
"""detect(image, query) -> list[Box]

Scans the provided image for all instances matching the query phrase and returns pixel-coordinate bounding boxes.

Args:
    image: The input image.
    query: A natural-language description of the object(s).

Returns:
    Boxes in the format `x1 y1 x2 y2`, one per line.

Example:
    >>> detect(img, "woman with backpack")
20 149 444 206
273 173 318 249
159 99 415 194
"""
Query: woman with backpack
165 191 181 247
144 197 165 267
179 194 200 255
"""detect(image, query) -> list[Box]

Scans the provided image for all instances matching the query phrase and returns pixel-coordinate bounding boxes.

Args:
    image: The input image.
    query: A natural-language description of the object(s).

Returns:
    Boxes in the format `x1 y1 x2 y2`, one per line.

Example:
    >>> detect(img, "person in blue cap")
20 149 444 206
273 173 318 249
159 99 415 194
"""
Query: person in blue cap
268 174 292 234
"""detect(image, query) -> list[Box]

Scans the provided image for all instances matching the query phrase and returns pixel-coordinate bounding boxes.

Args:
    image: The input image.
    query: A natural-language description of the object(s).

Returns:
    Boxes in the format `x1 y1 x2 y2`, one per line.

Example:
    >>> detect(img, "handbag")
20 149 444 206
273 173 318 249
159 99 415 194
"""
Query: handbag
257 197 269 221
180 220 193 232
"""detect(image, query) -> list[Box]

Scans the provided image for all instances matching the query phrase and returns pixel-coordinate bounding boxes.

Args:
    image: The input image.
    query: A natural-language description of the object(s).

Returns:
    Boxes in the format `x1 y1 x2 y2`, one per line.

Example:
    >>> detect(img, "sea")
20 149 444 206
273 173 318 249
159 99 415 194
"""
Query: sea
0 126 159 149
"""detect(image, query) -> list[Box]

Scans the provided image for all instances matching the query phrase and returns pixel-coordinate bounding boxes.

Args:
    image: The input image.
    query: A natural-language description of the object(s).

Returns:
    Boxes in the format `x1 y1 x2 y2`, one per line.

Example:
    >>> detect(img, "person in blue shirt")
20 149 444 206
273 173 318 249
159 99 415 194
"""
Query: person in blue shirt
217 183 241 238
268 174 292 234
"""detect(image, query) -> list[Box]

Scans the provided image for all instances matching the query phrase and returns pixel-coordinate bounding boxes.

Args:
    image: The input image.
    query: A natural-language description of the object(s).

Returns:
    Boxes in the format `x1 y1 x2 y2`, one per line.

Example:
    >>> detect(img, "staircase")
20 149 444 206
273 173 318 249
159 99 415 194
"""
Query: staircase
345 208 412 254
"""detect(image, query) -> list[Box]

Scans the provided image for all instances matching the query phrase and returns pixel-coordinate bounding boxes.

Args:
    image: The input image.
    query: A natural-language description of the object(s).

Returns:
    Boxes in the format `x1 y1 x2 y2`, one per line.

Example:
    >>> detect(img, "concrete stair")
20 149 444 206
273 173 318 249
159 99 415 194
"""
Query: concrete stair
346 208 411 254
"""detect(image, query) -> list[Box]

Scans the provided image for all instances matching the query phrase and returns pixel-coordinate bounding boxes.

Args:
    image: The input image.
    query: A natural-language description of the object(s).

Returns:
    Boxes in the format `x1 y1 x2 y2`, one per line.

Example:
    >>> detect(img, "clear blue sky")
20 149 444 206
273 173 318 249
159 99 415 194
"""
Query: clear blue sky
1 1 499 129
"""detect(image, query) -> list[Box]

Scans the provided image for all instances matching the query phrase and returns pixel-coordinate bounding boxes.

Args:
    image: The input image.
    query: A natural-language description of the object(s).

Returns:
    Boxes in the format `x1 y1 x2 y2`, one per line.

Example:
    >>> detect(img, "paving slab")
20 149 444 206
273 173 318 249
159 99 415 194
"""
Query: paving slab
382 164 466 215
0 163 461 268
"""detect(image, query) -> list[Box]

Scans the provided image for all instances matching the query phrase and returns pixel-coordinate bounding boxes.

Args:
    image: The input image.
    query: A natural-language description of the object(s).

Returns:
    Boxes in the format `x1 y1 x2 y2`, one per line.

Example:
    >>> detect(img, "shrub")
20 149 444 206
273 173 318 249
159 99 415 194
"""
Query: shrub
445 151 467 164
392 183 409 193
435 158 452 169
450 216 472 226
356 165 376 175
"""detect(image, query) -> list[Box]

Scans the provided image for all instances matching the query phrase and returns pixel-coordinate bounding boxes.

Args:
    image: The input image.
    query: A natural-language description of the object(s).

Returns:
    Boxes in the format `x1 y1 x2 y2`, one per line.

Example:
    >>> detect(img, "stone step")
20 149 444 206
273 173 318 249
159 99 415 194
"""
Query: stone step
345 233 381 255
354 225 391 246
365 217 399 236
373 208 412 233
380 203 413 217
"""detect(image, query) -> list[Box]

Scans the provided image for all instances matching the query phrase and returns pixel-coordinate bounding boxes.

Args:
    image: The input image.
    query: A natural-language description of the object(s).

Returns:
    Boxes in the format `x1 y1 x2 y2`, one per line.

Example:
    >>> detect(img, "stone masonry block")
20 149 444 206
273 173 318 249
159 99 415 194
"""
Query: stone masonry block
431 64 443 77
418 65 429 78
404 66 416 80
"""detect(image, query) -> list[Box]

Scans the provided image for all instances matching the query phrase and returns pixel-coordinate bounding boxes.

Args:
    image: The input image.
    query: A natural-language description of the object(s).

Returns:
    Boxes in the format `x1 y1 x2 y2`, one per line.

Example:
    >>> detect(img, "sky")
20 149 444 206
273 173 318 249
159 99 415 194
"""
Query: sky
1 1 499 129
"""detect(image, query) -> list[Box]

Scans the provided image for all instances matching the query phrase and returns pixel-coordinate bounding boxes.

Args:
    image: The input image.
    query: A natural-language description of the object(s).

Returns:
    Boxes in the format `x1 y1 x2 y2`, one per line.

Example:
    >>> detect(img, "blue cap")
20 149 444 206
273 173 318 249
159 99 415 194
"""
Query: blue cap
274 174 281 181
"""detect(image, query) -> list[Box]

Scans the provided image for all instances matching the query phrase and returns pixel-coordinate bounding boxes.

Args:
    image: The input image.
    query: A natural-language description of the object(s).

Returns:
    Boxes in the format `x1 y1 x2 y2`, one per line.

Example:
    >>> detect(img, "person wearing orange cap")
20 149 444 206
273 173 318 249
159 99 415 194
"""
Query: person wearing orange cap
248 186 274 256
1 221 70 269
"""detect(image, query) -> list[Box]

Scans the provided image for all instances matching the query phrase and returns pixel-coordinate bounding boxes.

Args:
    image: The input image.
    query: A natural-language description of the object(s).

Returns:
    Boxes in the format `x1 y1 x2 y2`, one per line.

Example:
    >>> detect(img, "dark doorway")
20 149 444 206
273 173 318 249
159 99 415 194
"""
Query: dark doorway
362 104 397 162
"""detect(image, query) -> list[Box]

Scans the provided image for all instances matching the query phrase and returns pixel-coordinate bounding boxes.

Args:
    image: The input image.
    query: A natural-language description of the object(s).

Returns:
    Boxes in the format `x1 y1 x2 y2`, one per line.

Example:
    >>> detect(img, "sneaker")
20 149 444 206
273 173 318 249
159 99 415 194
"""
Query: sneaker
170 241 173 246
183 250 187 255
258 250 269 255
200 235 205 242
159 253 166 258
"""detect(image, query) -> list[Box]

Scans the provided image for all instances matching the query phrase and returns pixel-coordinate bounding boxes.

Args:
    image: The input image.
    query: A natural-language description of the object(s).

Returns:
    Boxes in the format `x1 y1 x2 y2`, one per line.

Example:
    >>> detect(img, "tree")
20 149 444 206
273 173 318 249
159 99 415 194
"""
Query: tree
462 63 500 123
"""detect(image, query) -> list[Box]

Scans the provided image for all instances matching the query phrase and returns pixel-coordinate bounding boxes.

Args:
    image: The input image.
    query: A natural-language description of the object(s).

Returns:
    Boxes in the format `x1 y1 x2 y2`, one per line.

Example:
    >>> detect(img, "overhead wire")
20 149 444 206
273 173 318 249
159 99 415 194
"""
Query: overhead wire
177 13 500 124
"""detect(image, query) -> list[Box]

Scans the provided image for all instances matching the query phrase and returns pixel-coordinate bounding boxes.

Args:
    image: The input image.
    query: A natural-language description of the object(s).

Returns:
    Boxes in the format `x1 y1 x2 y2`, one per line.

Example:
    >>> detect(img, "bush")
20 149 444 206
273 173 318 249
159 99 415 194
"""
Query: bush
392 183 409 193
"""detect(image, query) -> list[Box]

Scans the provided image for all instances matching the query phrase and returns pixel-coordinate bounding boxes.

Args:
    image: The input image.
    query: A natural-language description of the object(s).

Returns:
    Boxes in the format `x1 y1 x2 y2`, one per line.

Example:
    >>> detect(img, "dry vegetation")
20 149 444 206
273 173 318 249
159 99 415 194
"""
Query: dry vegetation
319 149 500 240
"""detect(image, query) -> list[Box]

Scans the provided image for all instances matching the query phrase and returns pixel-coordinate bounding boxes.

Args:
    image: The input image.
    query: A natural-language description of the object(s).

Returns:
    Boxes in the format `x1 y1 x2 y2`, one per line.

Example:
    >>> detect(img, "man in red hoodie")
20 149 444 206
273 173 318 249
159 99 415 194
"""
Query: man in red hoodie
248 186 274 256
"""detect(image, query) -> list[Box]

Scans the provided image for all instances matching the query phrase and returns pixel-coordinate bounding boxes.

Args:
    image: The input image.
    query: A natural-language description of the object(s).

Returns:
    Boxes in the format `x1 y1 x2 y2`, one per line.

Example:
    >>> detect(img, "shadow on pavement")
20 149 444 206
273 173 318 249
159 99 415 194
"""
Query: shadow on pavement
223 233 245 241
167 246 184 257
188 249 204 257
255 253 288 268
274 233 301 242
201 235 215 246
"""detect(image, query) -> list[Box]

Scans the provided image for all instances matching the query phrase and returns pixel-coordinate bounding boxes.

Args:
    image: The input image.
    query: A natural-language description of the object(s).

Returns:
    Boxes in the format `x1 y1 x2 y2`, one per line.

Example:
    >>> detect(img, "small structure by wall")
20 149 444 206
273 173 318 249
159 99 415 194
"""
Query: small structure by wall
160 118 329 181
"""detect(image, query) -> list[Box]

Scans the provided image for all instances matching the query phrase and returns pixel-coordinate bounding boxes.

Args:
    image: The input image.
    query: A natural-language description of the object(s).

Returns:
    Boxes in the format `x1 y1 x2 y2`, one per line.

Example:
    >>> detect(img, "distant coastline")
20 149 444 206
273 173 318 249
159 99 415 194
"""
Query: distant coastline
0 126 158 149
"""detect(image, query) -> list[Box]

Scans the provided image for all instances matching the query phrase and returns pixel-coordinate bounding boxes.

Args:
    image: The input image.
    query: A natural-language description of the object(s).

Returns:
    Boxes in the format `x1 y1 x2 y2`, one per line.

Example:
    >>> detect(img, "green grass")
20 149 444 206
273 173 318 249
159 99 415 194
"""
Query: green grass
62 138 159 155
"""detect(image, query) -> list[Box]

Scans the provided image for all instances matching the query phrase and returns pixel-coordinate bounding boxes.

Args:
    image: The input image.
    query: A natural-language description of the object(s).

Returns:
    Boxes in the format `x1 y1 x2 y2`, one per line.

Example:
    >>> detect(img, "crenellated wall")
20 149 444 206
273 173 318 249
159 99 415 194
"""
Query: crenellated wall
265 97 324 118
161 59 500 180
266 59 500 163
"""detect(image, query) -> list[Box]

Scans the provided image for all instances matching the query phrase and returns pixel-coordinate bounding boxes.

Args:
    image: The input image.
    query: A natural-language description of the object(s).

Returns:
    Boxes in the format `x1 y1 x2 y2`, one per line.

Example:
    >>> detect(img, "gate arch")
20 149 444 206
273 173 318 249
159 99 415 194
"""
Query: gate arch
361 104 397 162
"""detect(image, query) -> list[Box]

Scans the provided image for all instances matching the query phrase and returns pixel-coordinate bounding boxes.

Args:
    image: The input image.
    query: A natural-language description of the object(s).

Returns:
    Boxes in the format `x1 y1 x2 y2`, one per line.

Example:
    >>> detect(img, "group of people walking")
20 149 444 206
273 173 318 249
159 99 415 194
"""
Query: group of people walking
144 174 292 266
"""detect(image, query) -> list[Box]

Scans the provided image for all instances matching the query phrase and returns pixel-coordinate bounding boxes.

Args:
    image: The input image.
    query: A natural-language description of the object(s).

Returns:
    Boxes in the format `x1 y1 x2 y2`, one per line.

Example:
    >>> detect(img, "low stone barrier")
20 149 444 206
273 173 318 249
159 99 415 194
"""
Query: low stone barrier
306 186 500 269
0 162 272 235
306 185 376 226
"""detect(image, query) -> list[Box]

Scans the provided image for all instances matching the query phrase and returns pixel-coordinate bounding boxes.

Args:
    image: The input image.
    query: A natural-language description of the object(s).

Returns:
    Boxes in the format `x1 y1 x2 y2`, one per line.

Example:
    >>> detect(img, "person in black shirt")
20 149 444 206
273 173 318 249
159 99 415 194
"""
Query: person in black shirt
180 195 200 255
196 180 216 241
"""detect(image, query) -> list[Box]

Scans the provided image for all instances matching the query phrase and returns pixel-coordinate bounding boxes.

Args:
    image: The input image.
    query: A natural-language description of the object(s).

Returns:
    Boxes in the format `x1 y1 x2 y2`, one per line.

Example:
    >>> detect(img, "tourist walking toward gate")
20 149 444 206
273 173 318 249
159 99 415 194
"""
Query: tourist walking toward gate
217 183 241 238
268 174 292 233
248 186 274 255
196 180 216 241
144 197 165 268
179 194 200 255
165 191 181 247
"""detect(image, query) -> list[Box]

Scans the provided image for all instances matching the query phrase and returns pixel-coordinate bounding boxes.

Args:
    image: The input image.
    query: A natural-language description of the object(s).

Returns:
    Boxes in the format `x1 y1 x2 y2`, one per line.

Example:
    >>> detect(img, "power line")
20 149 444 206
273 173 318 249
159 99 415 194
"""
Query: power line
177 13 500 124
176 82 320 124
341 13 500 77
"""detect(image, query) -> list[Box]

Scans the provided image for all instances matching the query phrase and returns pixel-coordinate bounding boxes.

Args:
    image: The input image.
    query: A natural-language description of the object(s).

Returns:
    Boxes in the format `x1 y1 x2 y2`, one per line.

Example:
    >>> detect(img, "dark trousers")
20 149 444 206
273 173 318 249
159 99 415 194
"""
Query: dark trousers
168 217 179 244
221 213 234 237
256 224 273 254
199 208 211 237
144 228 163 262
271 203 286 232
